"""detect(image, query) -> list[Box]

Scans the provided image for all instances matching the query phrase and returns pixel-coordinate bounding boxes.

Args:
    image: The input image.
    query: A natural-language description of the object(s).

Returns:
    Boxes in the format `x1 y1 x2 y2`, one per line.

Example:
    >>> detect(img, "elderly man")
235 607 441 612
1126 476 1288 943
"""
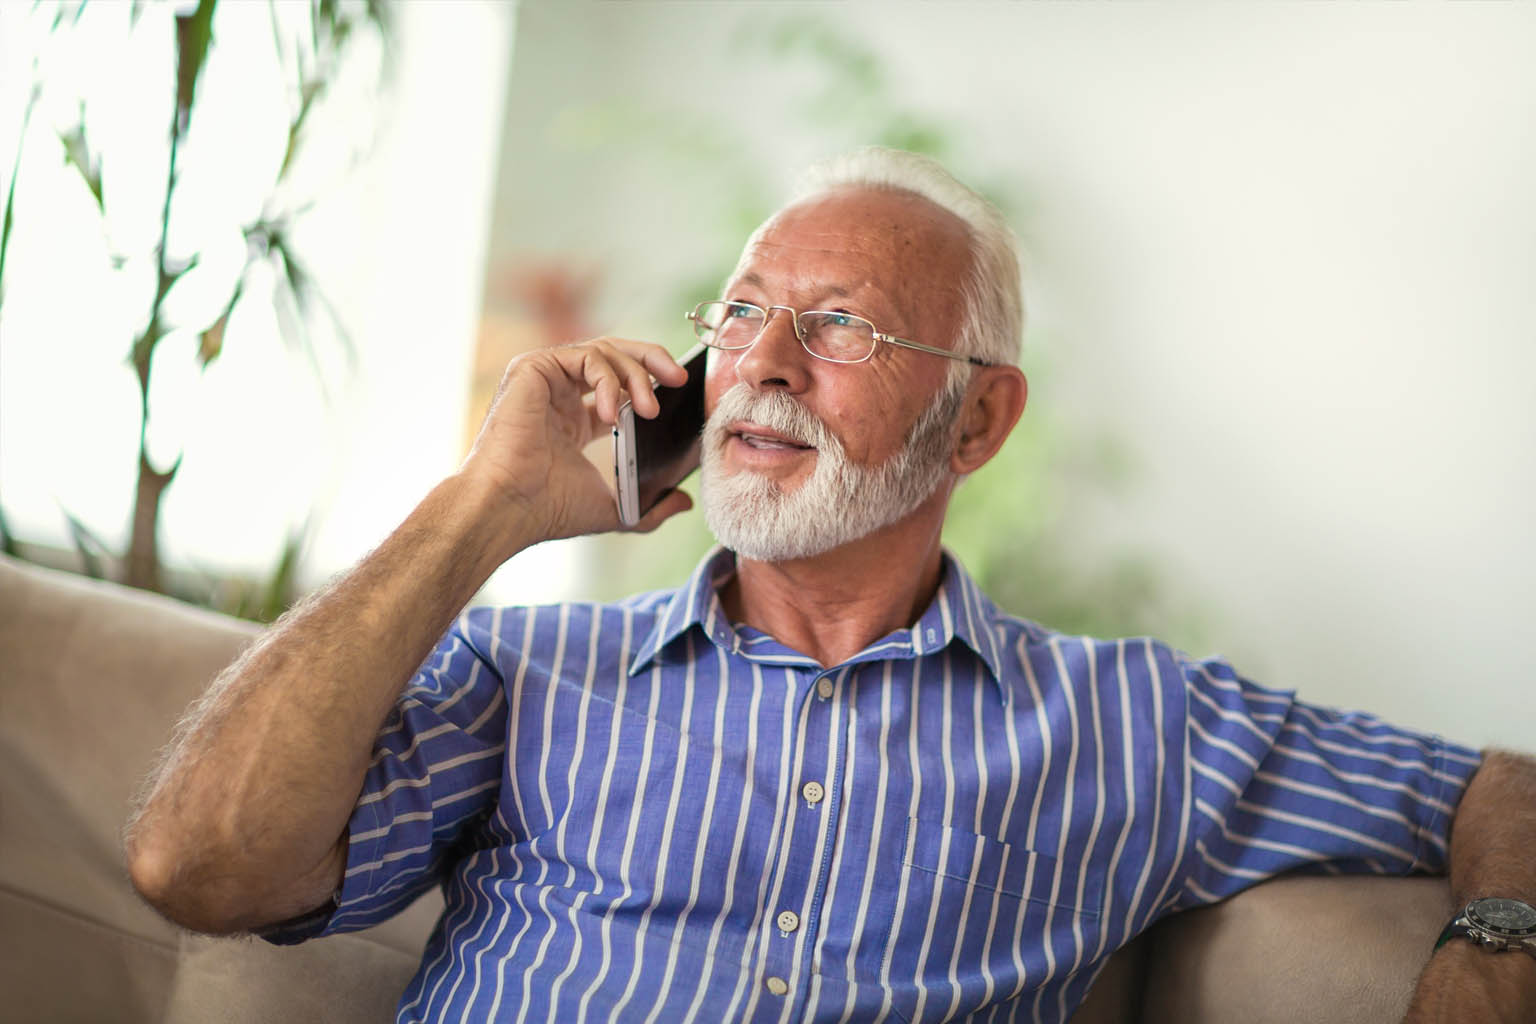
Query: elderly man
127 149 1534 1023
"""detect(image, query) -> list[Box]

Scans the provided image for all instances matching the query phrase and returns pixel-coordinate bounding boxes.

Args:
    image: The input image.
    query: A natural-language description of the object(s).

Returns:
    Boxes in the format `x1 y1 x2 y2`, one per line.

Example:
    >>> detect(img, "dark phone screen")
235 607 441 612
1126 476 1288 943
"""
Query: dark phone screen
634 347 709 515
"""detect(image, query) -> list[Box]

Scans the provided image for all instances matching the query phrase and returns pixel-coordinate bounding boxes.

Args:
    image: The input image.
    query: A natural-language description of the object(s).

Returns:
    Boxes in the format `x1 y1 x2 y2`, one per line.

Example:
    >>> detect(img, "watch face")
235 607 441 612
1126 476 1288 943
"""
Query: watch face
1467 898 1536 937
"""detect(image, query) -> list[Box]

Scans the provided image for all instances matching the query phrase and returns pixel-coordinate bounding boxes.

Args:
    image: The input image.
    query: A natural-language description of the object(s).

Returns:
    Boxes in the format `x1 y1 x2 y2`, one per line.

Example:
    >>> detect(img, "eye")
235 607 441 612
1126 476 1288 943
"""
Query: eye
823 312 857 328
725 302 759 319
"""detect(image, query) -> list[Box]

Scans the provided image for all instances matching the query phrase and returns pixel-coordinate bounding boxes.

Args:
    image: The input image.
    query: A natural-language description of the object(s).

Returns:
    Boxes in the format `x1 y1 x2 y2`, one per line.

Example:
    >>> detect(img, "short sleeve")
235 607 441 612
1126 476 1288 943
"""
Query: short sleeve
1173 652 1482 911
259 609 509 944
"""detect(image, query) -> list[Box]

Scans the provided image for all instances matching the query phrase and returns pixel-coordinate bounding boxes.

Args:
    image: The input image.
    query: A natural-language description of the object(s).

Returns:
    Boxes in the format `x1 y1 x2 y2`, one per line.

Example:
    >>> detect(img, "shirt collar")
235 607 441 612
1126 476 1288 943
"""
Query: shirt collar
628 546 1009 702
916 551 1009 700
627 546 739 676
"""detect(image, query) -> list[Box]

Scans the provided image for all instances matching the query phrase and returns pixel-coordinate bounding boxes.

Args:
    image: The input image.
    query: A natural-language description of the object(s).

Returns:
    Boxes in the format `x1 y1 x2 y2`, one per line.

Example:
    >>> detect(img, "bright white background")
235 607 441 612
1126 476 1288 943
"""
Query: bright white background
0 1 513 586
3 2 1531 751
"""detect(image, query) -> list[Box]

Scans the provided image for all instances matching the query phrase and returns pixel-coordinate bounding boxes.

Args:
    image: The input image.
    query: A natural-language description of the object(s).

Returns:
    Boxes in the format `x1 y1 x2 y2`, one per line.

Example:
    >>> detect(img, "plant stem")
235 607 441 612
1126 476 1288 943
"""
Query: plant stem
125 73 188 593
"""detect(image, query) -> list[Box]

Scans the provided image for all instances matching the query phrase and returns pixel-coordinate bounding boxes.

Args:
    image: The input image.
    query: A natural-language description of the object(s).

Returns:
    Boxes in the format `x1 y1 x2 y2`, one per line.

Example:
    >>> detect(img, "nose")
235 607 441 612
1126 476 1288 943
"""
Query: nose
732 305 812 393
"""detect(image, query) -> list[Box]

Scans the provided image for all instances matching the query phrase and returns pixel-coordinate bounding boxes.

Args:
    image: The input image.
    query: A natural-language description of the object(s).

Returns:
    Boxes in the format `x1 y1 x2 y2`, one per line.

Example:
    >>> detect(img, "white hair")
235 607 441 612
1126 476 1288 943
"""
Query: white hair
790 146 1024 372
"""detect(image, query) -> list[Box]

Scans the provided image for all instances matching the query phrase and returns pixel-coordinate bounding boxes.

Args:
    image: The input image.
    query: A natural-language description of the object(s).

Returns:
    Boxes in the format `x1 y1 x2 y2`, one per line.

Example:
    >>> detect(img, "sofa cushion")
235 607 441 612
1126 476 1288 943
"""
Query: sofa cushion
0 885 178 1024
163 928 425 1024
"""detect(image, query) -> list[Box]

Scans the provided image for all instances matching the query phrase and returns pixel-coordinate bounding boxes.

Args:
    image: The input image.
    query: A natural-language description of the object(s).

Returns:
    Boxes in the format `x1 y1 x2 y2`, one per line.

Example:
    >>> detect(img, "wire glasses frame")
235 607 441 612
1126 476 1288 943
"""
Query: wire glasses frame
685 300 992 366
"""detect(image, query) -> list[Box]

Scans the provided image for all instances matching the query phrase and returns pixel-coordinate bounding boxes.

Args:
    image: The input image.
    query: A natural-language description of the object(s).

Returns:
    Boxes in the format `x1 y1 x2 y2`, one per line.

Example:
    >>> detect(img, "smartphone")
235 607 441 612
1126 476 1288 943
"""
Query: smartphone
613 344 709 527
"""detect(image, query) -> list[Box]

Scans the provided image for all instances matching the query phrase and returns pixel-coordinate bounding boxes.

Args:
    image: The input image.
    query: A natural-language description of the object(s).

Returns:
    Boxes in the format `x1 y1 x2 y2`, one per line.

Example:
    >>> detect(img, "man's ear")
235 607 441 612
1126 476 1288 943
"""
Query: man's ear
951 366 1027 475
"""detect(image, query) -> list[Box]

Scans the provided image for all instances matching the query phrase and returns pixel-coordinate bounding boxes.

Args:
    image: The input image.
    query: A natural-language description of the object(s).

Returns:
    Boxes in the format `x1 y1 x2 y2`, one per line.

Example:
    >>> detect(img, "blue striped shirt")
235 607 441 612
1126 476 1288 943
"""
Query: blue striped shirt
265 547 1481 1023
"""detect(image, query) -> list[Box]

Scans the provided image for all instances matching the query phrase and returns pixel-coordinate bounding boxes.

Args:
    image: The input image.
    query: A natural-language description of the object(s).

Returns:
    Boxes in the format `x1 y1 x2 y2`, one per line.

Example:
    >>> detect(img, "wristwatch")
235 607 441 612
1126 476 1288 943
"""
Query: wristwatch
1435 897 1536 958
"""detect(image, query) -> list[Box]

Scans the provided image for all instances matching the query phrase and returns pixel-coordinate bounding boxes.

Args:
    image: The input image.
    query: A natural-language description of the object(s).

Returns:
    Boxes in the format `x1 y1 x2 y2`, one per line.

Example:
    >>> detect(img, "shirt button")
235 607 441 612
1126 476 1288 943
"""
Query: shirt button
765 976 789 996
801 780 825 805
776 909 800 933
816 678 834 700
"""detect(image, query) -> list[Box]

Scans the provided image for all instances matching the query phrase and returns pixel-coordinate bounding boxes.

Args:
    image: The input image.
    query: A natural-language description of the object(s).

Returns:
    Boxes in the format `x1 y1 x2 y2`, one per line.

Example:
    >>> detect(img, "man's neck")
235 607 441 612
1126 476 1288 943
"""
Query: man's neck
718 506 948 668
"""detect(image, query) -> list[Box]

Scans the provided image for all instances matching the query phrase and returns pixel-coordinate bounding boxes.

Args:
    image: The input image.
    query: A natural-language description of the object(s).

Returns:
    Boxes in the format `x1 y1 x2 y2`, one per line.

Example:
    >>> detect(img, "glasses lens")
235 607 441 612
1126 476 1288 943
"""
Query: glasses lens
694 301 764 349
798 311 876 362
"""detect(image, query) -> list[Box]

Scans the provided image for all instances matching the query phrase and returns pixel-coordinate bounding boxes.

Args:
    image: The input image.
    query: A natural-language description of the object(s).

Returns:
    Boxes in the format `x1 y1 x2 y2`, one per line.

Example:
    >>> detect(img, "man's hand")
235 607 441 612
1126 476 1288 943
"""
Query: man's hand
1404 750 1536 1022
462 338 693 548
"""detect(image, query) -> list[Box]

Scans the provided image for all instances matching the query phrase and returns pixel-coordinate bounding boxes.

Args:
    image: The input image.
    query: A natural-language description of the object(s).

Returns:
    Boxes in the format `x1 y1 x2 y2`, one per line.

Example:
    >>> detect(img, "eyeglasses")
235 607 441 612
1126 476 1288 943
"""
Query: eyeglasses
685 300 991 366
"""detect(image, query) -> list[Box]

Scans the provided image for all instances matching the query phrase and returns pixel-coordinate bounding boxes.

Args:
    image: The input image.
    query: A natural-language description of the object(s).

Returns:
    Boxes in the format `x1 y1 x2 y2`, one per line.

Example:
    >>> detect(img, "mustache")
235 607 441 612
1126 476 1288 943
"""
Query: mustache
705 385 841 453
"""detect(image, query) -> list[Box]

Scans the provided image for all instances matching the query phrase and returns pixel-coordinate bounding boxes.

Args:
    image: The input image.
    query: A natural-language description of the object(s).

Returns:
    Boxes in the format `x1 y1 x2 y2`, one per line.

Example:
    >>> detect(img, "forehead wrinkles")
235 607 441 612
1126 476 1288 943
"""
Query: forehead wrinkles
732 236 923 325
733 191 971 338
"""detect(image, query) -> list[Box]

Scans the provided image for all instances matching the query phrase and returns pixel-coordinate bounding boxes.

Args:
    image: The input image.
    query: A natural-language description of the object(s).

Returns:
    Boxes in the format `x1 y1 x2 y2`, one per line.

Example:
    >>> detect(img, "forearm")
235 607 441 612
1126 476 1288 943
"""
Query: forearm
1404 750 1536 1022
125 471 531 933
124 338 688 934
1443 751 1536 905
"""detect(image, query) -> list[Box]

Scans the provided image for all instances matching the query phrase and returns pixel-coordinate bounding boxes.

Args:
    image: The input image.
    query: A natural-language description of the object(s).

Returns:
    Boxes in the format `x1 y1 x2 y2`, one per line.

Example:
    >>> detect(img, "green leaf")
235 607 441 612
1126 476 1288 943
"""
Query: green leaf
60 506 112 580
0 89 39 310
364 0 395 78
0 502 17 558
257 522 308 622
199 278 242 368
174 0 218 127
268 227 354 360
59 119 104 212
266 0 287 64
363 0 390 32
279 77 325 179
266 228 311 313
316 0 340 40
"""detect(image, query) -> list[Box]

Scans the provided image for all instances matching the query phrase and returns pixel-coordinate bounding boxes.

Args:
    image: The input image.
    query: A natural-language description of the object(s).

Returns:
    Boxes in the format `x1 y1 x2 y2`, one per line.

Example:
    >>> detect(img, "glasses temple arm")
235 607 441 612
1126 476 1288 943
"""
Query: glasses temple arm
879 334 993 367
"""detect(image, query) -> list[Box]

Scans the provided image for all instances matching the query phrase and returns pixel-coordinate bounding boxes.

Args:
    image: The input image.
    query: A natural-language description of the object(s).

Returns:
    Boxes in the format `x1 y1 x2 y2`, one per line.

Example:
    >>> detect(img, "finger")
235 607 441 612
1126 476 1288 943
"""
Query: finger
569 346 628 425
548 339 685 425
596 338 690 405
638 345 689 389
601 337 687 384
590 339 667 420
627 488 694 533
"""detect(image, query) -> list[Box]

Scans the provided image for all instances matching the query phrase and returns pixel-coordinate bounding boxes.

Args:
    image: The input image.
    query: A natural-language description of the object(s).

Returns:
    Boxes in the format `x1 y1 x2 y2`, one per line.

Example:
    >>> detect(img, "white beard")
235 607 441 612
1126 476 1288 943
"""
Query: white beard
700 380 965 562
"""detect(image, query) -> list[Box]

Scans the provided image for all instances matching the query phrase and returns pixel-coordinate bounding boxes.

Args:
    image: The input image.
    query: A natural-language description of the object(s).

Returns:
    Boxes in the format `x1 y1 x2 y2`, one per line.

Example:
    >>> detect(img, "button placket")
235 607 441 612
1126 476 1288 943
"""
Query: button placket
756 665 845 1013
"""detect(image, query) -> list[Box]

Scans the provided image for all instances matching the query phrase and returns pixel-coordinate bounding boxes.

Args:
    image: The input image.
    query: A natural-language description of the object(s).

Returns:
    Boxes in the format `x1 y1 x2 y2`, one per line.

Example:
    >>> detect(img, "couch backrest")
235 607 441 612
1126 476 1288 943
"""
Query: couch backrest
2 558 258 950
0 556 440 1023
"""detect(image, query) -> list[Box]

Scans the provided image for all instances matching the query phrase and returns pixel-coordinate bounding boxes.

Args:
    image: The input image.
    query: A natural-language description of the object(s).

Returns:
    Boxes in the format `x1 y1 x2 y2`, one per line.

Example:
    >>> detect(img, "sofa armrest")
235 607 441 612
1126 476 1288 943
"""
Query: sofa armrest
1139 873 1454 1024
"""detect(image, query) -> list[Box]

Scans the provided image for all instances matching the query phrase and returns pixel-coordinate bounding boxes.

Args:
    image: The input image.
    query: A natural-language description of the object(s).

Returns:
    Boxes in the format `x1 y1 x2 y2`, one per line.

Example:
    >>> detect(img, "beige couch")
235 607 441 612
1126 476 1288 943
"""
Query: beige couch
0 554 1455 1022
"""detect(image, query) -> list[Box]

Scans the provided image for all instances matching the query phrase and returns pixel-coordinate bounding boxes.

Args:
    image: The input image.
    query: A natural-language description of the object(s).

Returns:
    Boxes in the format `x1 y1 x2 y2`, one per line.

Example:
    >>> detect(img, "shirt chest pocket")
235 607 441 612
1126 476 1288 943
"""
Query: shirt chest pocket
859 817 1106 998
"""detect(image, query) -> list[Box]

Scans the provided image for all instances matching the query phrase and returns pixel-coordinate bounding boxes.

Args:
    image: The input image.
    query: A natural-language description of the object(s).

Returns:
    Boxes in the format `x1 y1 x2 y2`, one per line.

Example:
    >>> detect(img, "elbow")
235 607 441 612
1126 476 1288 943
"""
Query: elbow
124 816 346 936
123 824 251 935
124 834 185 925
